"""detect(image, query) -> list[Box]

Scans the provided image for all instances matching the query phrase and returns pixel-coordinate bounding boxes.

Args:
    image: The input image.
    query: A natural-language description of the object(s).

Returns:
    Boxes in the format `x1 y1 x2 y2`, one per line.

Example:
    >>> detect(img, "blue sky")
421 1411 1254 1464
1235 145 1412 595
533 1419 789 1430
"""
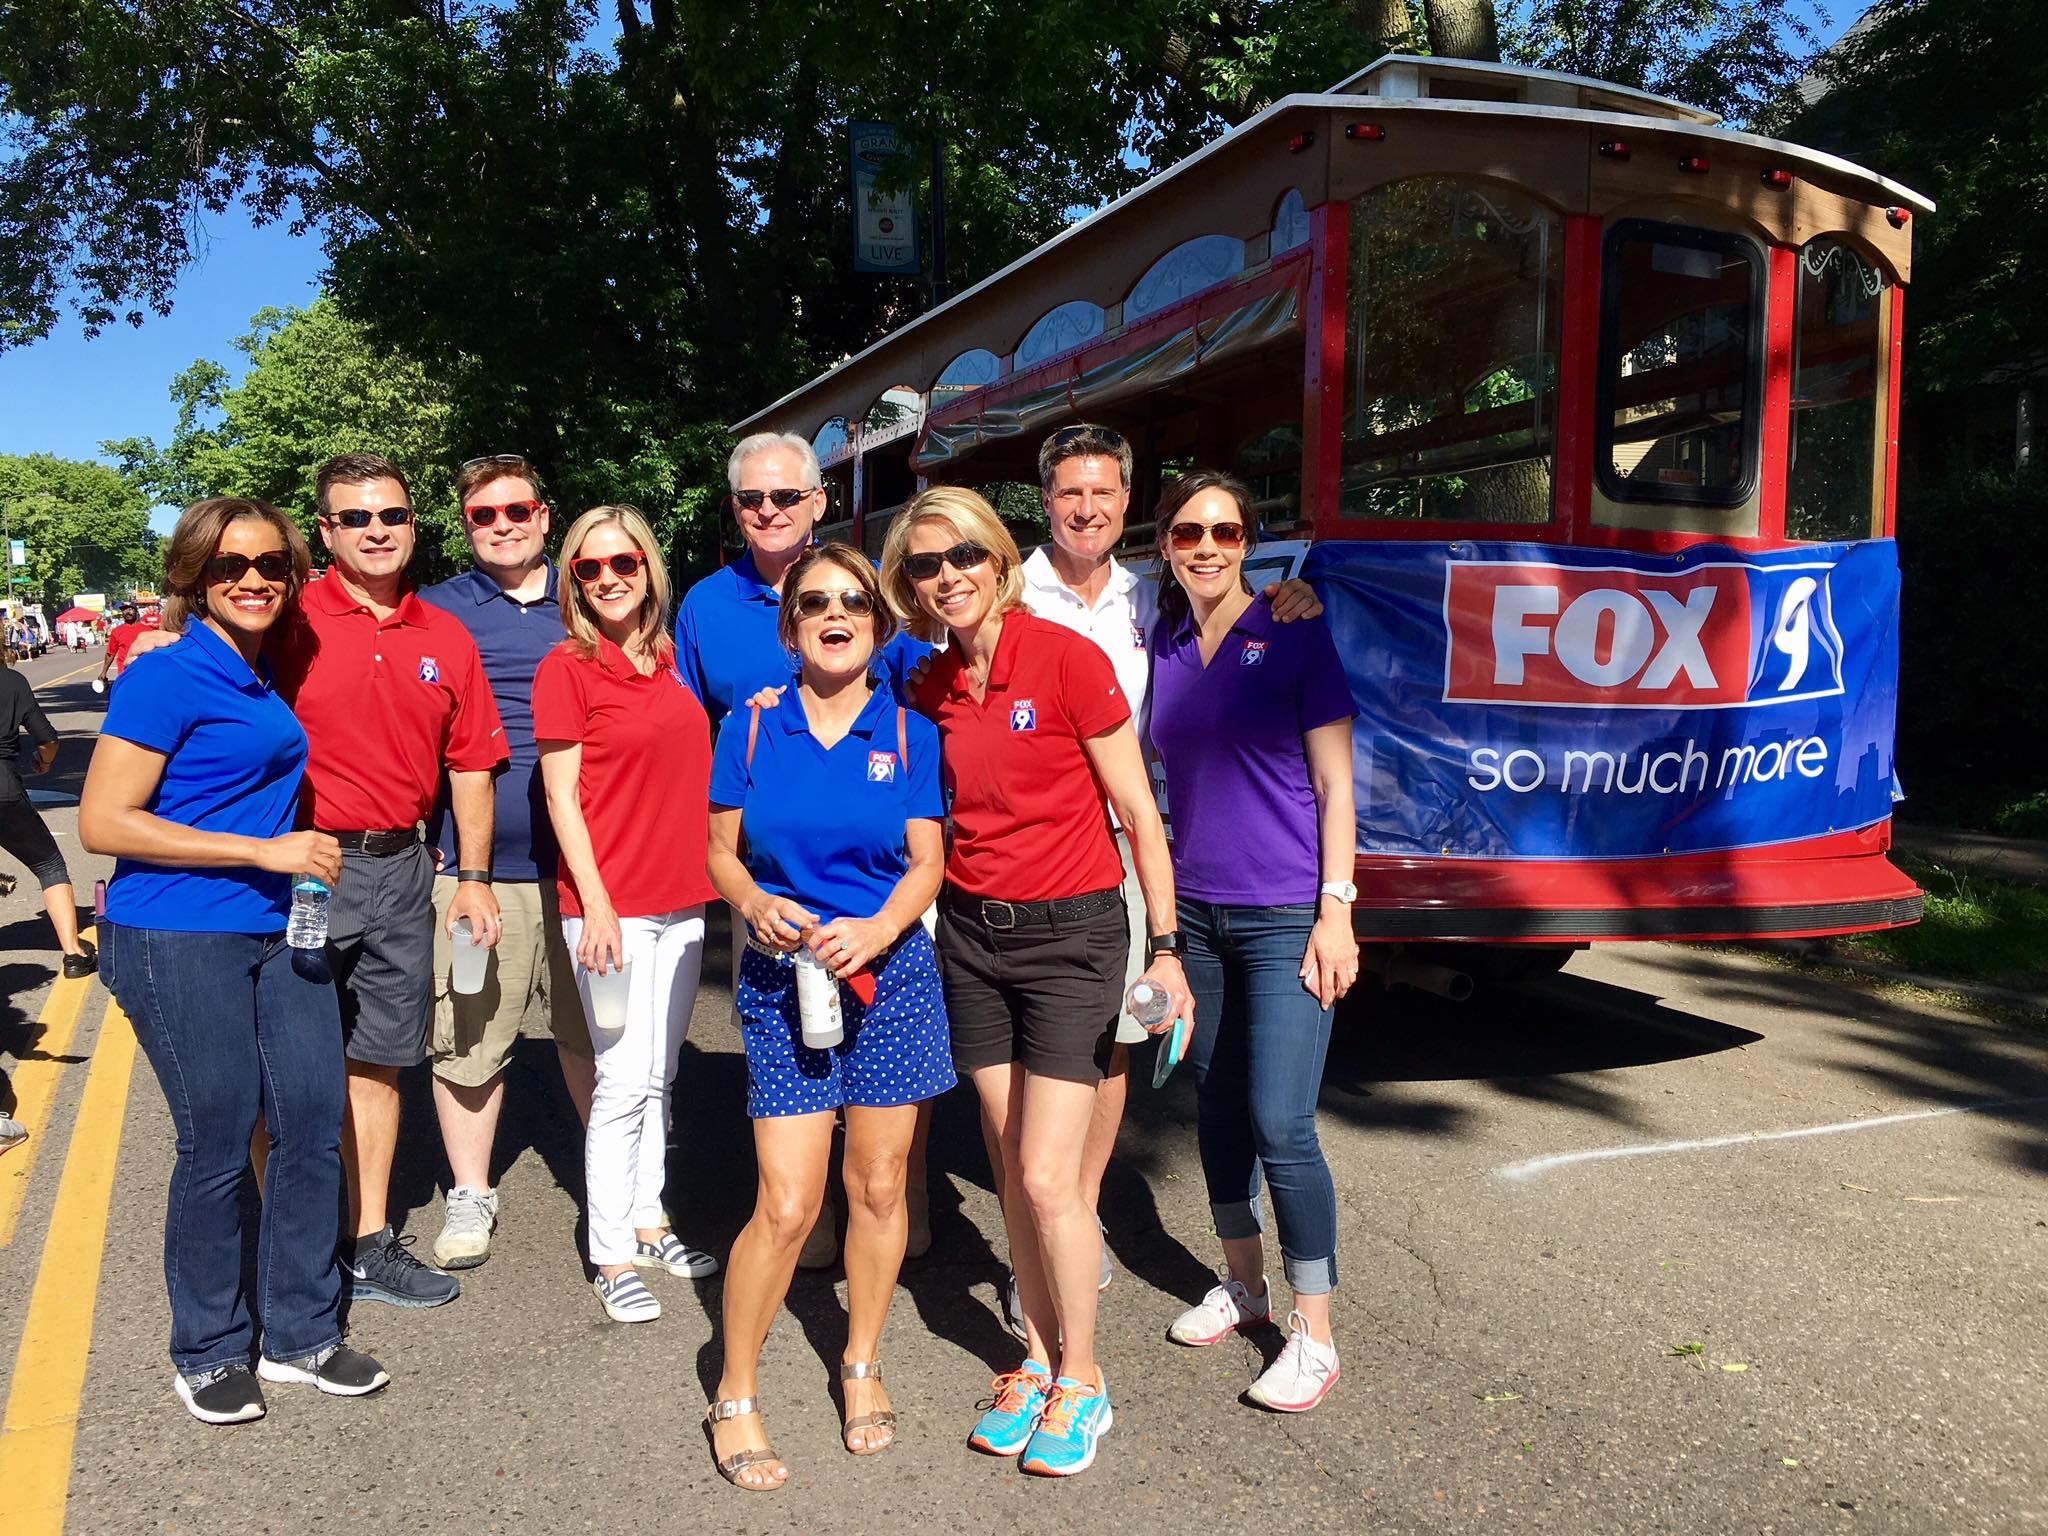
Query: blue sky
0 3 1852 537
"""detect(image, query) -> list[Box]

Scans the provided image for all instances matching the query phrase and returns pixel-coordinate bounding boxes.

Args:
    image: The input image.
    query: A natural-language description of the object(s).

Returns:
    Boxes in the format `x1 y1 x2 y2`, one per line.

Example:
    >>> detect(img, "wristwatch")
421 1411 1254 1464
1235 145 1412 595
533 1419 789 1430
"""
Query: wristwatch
1146 930 1183 958
1318 880 1358 903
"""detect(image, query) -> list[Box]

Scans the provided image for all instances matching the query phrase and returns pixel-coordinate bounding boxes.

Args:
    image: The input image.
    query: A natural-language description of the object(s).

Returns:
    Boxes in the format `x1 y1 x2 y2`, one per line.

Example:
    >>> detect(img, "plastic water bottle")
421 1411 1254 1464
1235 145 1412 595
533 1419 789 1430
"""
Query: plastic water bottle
794 947 845 1049
286 877 330 949
1126 979 1171 1030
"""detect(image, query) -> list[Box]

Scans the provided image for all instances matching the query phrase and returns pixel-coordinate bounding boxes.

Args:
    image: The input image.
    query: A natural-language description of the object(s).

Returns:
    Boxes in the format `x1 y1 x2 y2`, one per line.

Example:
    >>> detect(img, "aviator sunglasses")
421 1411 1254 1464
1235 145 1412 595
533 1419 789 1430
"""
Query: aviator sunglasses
571 551 648 583
323 507 414 529
732 487 817 512
792 588 876 618
1167 521 1249 550
901 542 992 582
205 551 293 584
466 500 542 528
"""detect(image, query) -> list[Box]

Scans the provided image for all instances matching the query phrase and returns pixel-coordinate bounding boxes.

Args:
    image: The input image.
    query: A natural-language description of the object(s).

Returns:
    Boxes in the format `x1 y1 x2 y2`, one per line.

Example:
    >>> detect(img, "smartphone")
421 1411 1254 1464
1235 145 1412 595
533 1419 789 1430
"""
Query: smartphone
1150 1015 1188 1089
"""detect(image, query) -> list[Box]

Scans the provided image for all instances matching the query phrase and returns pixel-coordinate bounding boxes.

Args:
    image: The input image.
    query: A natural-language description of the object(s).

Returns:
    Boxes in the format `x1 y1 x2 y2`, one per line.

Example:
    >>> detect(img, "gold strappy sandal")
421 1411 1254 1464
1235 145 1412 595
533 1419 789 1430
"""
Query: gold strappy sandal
840 1360 897 1454
705 1397 786 1490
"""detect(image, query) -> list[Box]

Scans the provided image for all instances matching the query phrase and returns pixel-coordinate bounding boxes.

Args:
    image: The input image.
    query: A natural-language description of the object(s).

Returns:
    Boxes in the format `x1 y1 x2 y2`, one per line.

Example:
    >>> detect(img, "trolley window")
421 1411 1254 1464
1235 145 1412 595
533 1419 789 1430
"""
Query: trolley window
1596 220 1763 509
1787 239 1890 542
1342 178 1562 525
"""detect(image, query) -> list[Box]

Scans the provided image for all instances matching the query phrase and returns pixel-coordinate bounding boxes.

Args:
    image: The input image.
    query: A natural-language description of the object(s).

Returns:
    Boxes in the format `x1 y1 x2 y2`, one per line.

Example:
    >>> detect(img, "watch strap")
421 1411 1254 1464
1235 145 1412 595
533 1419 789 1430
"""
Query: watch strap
456 869 493 885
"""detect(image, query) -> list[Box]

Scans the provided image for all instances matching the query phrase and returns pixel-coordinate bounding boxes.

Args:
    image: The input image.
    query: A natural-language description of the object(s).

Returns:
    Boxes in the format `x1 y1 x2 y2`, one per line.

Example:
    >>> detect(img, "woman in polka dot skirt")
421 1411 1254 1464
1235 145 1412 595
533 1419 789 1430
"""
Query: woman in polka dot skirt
702 542 953 1491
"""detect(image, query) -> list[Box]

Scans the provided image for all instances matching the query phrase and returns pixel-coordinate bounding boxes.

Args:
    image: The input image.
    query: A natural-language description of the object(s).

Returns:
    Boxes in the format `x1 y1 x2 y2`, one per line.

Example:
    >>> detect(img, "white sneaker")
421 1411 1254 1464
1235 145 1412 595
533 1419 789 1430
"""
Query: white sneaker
433 1186 498 1270
1167 1277 1271 1347
1245 1311 1340 1412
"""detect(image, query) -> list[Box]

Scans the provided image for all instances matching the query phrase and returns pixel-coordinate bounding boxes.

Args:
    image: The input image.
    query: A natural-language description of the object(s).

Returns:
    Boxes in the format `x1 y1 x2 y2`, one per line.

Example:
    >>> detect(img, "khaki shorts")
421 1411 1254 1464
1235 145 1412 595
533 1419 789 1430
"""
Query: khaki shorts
430 875 591 1087
1114 833 1151 1046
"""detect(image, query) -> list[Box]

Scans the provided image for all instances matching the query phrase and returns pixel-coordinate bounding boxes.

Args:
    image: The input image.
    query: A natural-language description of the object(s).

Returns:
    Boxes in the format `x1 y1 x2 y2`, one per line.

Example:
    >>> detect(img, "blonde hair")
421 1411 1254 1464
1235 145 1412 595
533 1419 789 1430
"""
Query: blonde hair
878 486 1025 643
556 505 673 662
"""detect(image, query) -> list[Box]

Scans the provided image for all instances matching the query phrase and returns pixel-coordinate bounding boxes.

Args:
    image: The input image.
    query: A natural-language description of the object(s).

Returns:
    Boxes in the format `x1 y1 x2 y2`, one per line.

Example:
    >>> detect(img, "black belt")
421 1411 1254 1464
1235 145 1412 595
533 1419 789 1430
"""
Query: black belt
946 886 1122 932
325 827 421 857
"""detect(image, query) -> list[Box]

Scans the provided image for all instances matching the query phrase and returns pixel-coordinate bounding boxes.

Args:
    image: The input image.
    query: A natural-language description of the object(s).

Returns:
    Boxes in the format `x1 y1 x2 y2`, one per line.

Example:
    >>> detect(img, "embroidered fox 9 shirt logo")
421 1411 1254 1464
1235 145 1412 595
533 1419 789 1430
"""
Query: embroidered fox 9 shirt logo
1009 699 1037 732
418 655 441 685
867 751 897 783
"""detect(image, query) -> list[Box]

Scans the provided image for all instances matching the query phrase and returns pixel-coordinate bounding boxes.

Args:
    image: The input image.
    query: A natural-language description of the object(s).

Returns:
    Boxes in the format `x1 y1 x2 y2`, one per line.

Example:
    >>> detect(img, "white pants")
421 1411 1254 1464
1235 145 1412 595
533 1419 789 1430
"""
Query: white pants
563 905 706 1266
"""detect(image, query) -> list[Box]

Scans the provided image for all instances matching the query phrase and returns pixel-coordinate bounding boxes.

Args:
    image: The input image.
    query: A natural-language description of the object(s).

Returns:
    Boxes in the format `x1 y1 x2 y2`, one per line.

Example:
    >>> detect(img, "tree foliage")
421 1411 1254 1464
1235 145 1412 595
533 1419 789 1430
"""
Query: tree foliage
0 453 156 608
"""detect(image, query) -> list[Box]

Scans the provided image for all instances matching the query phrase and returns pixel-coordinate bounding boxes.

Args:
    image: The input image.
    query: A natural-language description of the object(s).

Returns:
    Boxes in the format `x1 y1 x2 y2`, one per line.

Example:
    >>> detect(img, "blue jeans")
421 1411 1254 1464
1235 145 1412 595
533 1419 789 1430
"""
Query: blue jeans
105 924 347 1373
1178 900 1338 1295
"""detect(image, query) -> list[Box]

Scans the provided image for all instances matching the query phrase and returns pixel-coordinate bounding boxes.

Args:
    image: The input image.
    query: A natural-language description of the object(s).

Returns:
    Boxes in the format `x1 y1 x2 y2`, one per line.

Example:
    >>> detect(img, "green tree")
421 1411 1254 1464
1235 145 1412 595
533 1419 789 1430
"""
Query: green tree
0 454 156 609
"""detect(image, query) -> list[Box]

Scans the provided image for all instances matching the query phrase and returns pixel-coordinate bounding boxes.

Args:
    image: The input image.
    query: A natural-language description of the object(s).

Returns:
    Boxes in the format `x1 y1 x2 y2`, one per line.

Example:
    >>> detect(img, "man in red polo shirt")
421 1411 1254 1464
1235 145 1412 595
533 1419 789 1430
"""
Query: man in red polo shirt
96 601 147 687
283 453 507 1308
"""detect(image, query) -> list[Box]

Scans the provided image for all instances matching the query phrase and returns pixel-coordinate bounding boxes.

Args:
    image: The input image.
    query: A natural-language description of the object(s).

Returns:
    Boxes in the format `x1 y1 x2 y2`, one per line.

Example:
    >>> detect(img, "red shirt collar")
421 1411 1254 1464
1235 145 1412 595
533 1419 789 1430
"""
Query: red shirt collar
303 570 425 625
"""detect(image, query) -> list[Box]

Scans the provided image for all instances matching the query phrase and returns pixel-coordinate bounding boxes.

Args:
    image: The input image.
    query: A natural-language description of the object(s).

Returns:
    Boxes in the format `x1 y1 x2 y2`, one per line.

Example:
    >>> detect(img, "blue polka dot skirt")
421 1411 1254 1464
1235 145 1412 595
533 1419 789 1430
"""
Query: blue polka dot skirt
737 925 956 1118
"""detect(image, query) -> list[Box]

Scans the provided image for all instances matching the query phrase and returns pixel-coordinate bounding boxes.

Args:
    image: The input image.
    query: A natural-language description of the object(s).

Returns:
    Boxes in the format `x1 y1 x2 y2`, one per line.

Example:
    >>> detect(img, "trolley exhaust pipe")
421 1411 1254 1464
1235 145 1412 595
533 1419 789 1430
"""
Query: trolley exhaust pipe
1367 950 1476 1002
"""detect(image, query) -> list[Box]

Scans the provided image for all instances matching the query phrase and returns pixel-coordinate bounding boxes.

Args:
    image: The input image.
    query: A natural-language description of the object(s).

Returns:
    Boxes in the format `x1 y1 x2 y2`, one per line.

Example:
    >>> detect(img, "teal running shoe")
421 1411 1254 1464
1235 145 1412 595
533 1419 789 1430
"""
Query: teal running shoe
1019 1372 1113 1477
968 1359 1052 1456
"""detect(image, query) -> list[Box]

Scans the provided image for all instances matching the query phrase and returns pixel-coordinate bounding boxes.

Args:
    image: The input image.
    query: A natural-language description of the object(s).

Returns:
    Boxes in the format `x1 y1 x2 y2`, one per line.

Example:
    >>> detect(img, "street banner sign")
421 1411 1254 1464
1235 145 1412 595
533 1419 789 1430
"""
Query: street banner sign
850 121 920 275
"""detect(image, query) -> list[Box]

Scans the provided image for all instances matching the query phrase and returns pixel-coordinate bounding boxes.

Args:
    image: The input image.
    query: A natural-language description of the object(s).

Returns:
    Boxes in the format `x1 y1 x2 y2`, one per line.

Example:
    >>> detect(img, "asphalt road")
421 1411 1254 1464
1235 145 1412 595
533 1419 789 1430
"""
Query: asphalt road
3 642 2045 1534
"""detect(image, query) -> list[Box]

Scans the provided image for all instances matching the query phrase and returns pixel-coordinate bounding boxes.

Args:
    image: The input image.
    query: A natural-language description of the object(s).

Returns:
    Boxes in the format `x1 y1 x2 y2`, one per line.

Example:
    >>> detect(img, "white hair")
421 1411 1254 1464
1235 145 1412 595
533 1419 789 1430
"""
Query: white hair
727 431 821 493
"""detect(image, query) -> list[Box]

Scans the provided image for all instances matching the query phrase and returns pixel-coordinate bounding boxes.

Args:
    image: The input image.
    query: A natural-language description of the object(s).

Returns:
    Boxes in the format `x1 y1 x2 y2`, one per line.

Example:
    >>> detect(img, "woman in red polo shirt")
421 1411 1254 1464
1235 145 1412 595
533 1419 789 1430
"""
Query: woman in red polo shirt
880 487 1193 1478
534 505 721 1324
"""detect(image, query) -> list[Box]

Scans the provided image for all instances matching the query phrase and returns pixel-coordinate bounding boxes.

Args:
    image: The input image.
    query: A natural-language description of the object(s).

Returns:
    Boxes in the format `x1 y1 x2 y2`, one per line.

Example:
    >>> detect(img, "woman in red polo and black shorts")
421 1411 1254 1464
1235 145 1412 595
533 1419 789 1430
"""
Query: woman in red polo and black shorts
880 487 1192 1479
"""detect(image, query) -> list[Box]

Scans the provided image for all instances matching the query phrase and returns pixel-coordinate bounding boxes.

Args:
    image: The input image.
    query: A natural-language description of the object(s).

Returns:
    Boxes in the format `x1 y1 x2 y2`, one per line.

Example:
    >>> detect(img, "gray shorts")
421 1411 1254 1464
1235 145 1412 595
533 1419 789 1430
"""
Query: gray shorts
1114 833 1150 1046
327 842 435 1069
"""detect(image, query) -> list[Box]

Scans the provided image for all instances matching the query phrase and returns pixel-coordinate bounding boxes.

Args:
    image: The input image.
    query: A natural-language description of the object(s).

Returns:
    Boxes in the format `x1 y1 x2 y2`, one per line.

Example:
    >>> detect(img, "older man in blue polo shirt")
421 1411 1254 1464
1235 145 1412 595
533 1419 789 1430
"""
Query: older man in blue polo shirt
419 454 597 1270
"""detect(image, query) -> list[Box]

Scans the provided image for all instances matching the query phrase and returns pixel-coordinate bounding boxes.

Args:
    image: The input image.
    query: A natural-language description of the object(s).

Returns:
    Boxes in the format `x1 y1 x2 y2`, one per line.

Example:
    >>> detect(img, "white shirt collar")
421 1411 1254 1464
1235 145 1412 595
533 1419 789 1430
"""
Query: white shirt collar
1023 544 1137 606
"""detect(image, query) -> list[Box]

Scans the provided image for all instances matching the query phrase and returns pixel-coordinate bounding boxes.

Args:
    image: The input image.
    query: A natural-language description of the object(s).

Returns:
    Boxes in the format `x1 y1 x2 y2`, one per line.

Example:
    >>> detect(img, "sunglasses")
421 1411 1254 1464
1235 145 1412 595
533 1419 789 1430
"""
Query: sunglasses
205 551 294 584
1167 521 1249 550
323 507 414 528
466 500 542 528
461 453 529 474
732 488 816 512
571 551 647 583
901 542 992 582
792 588 876 619
1048 424 1127 451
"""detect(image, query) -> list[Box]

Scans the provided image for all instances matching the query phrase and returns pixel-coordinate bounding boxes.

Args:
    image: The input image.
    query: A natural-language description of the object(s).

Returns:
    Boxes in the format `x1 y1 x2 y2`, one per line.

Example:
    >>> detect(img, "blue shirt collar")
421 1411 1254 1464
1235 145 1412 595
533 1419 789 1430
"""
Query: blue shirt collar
457 564 557 606
773 679 895 740
729 550 781 605
186 618 273 693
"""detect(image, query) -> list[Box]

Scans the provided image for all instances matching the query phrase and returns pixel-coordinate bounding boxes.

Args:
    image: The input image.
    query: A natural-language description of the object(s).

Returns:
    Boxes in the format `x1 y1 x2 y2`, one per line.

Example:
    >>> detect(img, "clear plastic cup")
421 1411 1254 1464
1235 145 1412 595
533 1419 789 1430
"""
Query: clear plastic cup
583 959 632 1033
450 916 490 996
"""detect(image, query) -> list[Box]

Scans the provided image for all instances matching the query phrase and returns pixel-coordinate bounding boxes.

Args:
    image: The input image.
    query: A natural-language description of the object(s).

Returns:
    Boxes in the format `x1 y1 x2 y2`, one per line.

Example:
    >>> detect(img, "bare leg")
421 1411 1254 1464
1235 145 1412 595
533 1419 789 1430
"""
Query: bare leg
431 1074 503 1190
38 883 85 958
1078 1042 1130 1212
709 1111 834 1489
1015 1072 1105 1387
972 1065 1050 1360
840 1103 918 1450
342 1061 401 1238
556 1044 595 1126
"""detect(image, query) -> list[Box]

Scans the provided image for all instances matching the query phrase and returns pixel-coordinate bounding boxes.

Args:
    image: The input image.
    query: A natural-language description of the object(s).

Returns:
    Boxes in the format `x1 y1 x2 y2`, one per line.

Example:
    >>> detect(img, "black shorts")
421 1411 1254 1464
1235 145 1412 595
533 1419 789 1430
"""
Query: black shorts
935 886 1128 1084
326 842 435 1068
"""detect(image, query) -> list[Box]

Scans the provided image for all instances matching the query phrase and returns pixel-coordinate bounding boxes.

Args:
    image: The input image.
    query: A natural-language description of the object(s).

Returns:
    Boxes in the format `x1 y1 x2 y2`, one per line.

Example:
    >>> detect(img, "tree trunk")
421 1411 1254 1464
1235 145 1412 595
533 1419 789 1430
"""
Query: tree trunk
1352 0 1414 56
1424 0 1501 62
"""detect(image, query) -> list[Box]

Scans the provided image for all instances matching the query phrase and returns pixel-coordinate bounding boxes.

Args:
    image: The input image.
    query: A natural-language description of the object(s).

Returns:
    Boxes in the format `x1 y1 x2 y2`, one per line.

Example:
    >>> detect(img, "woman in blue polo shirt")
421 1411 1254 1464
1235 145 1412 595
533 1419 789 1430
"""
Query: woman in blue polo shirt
79 497 391 1426
702 542 951 1491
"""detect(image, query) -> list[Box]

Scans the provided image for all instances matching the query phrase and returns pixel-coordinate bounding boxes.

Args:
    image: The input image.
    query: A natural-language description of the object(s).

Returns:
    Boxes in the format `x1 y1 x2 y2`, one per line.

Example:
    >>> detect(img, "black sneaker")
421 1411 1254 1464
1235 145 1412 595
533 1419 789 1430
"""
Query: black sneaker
173 1363 266 1425
347 1225 460 1308
257 1343 390 1397
61 940 98 980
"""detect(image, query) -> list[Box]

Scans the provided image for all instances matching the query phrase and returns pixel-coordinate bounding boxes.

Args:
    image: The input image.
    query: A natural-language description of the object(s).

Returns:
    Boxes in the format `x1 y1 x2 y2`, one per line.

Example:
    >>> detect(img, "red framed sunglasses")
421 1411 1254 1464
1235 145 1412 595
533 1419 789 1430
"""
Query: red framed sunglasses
466 500 543 528
571 551 648 583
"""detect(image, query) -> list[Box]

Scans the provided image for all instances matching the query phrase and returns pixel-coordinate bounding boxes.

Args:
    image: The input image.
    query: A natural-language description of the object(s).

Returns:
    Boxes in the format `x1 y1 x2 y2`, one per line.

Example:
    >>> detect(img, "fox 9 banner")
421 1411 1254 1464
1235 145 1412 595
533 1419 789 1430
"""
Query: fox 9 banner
1304 539 1903 860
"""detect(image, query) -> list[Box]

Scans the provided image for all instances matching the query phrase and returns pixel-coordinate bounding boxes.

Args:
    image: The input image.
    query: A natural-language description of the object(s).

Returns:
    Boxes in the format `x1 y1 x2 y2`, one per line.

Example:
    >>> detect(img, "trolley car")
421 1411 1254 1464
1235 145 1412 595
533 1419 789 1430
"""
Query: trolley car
734 54 1930 960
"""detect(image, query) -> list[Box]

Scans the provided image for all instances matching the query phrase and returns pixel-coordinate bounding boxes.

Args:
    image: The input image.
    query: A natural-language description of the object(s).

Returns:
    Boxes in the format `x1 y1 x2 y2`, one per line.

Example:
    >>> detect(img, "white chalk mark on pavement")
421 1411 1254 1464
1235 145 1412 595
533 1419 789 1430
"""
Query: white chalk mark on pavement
1496 1095 2048 1182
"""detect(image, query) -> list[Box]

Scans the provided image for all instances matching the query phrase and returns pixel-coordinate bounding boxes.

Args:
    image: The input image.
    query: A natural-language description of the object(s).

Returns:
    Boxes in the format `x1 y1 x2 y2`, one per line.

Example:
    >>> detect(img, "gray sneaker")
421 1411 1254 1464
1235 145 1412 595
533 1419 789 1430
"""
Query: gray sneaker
1004 1273 1027 1342
1098 1220 1113 1291
348 1226 460 1308
433 1186 498 1270
0 1115 25 1155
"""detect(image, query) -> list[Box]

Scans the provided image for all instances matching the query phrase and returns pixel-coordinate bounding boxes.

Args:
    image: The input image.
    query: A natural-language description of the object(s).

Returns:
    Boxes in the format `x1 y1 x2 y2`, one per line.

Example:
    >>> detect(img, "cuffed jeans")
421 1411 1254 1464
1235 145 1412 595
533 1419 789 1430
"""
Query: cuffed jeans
104 923 347 1373
1178 899 1339 1296
563 905 705 1266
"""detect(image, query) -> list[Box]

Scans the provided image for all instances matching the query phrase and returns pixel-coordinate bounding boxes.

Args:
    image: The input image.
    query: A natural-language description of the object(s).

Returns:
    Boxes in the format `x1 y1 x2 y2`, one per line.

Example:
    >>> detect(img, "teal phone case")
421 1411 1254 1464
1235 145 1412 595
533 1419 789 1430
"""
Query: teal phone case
1151 1016 1188 1088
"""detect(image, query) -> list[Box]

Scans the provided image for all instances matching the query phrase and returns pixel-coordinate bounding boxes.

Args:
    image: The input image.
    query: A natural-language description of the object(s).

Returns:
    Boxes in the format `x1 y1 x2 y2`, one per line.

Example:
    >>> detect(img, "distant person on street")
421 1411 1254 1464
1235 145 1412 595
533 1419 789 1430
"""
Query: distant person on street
80 495 390 1425
121 453 509 1310
96 601 145 686
417 453 596 1273
535 504 720 1323
1147 470 1356 1413
0 644 97 976
702 543 952 1489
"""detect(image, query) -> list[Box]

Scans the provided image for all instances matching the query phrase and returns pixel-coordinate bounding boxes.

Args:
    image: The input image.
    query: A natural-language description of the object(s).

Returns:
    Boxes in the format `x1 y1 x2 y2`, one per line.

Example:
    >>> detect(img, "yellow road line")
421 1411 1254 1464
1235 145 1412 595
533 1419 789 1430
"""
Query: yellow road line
0 936 99 1248
0 1001 136 1535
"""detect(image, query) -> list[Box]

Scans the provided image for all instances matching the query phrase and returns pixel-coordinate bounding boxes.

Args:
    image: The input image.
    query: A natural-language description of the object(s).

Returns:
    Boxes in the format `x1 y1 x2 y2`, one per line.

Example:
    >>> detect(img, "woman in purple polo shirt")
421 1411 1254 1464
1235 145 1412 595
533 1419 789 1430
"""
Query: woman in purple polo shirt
1145 469 1360 1414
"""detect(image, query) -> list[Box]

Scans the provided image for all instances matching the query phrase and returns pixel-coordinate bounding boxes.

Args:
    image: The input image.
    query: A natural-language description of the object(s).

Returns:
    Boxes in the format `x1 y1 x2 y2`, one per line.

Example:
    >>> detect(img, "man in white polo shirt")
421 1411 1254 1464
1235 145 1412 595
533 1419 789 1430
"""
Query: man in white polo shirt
1019 422 1321 1304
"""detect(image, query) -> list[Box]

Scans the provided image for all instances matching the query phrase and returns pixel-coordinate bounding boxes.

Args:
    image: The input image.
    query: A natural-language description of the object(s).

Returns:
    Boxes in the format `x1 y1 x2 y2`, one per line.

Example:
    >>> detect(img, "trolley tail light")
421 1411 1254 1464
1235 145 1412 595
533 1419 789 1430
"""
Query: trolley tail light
1761 167 1793 189
1886 205 1911 227
1598 139 1630 161
1288 130 1316 154
1344 122 1386 142
1677 154 1711 174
